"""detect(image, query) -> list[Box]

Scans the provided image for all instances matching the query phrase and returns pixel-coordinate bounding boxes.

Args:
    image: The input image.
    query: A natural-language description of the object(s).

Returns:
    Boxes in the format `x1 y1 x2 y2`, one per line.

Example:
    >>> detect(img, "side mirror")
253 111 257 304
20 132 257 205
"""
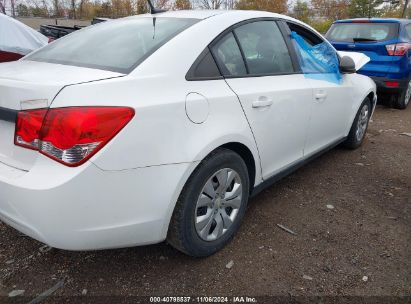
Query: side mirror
340 56 356 74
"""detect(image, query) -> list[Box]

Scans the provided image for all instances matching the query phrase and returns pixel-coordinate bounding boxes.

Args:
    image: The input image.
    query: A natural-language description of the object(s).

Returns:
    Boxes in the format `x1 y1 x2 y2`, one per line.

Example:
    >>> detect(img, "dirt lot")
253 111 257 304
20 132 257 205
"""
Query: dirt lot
0 105 410 303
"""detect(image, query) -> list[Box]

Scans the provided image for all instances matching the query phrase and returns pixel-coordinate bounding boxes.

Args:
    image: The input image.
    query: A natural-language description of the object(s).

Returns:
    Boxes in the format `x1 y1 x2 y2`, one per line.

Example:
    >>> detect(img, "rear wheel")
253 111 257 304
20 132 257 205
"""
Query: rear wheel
167 149 250 257
343 97 371 149
393 79 411 109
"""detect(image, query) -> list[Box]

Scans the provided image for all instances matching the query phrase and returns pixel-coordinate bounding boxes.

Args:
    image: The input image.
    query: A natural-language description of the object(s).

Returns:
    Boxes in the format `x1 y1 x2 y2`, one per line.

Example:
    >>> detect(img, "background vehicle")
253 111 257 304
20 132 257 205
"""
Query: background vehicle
40 17 110 41
91 17 111 25
0 13 48 62
326 18 411 109
0 11 376 257
39 24 85 41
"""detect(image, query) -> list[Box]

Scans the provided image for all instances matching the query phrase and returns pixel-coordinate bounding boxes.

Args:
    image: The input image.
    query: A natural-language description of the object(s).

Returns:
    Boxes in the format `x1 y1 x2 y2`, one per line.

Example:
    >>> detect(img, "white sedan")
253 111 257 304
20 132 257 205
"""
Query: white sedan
0 10 376 257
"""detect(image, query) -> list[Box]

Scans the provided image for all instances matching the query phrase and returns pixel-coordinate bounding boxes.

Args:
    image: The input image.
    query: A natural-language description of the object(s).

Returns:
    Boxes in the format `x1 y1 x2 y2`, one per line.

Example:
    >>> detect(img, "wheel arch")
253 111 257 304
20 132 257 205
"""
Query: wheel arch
367 91 376 110
161 140 261 241
219 142 257 194
346 88 376 137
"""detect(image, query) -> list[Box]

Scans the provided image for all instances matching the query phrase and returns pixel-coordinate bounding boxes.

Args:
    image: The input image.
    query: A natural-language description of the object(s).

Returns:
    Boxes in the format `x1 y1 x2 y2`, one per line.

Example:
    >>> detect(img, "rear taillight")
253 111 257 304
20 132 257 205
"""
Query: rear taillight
386 43 411 56
15 107 135 167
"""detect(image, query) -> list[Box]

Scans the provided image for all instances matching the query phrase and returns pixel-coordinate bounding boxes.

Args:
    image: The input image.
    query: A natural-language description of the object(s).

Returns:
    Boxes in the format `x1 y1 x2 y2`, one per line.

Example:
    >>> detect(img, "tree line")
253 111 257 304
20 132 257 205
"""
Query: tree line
2 0 410 32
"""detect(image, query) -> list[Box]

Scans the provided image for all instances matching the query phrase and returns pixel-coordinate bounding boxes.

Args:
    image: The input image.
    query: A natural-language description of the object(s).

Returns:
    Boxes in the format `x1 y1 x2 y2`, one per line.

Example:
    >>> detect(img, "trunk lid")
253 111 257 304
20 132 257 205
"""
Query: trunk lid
332 41 397 77
0 60 124 172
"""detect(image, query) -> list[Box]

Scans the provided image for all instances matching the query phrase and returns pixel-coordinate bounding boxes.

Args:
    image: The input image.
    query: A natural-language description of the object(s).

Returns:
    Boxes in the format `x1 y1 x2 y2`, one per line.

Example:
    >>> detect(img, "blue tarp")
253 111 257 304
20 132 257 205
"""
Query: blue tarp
291 31 342 84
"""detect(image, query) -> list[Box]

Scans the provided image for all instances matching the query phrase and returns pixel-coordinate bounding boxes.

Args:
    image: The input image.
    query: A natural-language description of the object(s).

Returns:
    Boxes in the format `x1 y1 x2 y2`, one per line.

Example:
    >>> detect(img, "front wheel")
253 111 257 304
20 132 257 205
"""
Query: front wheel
343 97 371 149
167 149 250 257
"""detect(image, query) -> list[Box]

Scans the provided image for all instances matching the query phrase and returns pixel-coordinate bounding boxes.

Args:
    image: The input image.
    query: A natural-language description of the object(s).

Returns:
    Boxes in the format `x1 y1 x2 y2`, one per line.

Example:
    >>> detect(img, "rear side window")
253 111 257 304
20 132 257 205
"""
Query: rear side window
326 22 399 42
211 32 247 77
234 21 294 75
26 17 198 73
186 49 222 80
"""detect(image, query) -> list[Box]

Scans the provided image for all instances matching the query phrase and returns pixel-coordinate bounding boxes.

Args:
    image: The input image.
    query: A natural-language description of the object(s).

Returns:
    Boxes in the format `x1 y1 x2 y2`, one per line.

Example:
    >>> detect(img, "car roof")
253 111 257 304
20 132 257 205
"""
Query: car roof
131 9 300 23
136 9 228 19
334 18 411 24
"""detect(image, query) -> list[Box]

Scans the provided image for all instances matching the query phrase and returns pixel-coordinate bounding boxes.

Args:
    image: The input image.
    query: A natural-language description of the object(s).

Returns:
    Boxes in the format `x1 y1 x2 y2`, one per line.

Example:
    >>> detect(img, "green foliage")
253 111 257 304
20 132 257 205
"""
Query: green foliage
292 0 310 23
16 3 30 17
30 6 49 17
307 19 334 34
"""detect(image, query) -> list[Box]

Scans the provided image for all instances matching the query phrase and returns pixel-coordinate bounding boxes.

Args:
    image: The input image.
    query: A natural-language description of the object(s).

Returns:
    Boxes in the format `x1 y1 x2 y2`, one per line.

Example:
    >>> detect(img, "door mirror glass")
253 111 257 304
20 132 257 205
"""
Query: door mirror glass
339 56 356 74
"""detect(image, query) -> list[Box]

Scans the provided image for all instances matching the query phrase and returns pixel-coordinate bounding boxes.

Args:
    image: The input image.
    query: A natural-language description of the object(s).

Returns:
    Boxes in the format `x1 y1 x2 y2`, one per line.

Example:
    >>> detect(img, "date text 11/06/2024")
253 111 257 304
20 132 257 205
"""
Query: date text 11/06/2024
149 296 257 303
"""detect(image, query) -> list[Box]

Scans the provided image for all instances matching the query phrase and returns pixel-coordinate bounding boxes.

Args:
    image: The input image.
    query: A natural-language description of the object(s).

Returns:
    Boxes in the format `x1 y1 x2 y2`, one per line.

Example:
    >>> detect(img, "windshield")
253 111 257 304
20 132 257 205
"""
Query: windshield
26 17 198 73
326 22 399 42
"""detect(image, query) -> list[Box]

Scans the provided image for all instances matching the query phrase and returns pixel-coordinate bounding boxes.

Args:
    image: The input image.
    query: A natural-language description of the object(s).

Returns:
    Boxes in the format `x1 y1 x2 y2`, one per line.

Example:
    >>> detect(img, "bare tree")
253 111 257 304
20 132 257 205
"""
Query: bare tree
53 0 60 16
175 0 192 10
154 0 171 9
71 0 76 18
403 0 409 17
197 0 225 9
226 0 235 9
0 0 6 14
10 0 16 16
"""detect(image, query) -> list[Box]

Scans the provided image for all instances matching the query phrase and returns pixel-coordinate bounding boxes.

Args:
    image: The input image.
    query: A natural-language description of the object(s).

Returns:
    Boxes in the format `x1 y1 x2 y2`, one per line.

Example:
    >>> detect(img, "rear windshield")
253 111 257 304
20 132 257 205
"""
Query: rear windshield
326 22 399 42
26 17 198 73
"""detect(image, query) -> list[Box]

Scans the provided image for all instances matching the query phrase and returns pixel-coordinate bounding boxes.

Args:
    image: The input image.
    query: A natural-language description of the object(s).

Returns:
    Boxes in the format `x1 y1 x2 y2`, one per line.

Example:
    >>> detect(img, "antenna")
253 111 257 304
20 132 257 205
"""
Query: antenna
147 0 167 14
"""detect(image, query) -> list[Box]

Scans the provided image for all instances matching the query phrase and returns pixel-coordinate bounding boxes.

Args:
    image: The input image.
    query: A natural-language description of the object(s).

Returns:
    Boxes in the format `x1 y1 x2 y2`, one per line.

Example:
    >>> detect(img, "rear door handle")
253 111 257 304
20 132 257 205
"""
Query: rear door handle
252 97 273 108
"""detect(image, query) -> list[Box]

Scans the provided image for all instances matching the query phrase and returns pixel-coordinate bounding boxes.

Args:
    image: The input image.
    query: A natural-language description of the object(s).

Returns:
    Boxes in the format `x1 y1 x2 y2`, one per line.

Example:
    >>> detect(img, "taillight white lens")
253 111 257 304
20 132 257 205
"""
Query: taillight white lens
15 107 135 167
386 43 411 56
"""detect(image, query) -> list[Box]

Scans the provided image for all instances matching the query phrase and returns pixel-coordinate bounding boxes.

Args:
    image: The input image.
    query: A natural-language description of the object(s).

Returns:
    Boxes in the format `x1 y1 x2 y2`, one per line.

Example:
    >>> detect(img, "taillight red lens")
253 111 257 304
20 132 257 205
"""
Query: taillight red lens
15 109 47 150
386 43 411 56
15 107 135 167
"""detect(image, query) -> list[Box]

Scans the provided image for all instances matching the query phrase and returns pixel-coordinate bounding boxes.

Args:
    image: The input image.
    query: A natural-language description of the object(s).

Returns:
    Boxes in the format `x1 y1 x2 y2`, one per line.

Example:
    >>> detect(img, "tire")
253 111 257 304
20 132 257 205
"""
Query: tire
167 148 250 257
343 97 372 149
393 80 411 110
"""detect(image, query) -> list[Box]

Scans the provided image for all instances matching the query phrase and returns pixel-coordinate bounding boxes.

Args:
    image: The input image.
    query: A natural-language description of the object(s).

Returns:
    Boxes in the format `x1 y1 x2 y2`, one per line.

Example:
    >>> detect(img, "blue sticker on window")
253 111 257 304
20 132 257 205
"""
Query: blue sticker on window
291 31 342 84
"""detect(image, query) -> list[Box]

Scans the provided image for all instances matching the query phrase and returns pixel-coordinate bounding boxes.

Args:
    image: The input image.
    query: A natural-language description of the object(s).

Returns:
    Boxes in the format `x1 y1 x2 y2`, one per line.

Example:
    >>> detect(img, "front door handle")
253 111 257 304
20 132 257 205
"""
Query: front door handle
315 92 328 101
252 97 273 108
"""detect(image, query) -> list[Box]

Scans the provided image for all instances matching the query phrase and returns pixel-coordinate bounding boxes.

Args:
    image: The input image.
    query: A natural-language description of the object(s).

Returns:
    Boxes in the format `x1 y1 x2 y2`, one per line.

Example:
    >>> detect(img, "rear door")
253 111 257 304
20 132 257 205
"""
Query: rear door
326 21 400 77
211 20 313 179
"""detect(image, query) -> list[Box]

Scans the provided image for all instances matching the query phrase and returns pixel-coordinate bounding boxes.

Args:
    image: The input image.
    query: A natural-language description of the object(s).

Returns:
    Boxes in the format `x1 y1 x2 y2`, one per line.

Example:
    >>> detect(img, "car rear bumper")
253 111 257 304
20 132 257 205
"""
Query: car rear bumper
0 155 196 250
370 76 409 94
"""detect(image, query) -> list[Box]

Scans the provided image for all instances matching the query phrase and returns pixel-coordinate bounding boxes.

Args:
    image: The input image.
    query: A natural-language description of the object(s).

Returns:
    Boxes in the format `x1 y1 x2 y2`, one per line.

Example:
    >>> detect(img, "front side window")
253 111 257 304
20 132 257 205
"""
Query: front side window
289 23 341 84
211 32 247 77
26 17 198 73
234 21 294 75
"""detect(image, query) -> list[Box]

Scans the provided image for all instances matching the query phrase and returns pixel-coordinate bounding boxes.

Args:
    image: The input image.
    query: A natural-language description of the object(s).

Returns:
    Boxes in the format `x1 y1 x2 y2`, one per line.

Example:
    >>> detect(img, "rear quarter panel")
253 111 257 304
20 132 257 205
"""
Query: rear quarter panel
52 76 259 174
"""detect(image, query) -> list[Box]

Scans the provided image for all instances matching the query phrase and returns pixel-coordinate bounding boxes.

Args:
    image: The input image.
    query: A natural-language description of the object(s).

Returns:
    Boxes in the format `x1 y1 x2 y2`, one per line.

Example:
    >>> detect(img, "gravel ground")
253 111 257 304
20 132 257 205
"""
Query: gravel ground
0 105 410 303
